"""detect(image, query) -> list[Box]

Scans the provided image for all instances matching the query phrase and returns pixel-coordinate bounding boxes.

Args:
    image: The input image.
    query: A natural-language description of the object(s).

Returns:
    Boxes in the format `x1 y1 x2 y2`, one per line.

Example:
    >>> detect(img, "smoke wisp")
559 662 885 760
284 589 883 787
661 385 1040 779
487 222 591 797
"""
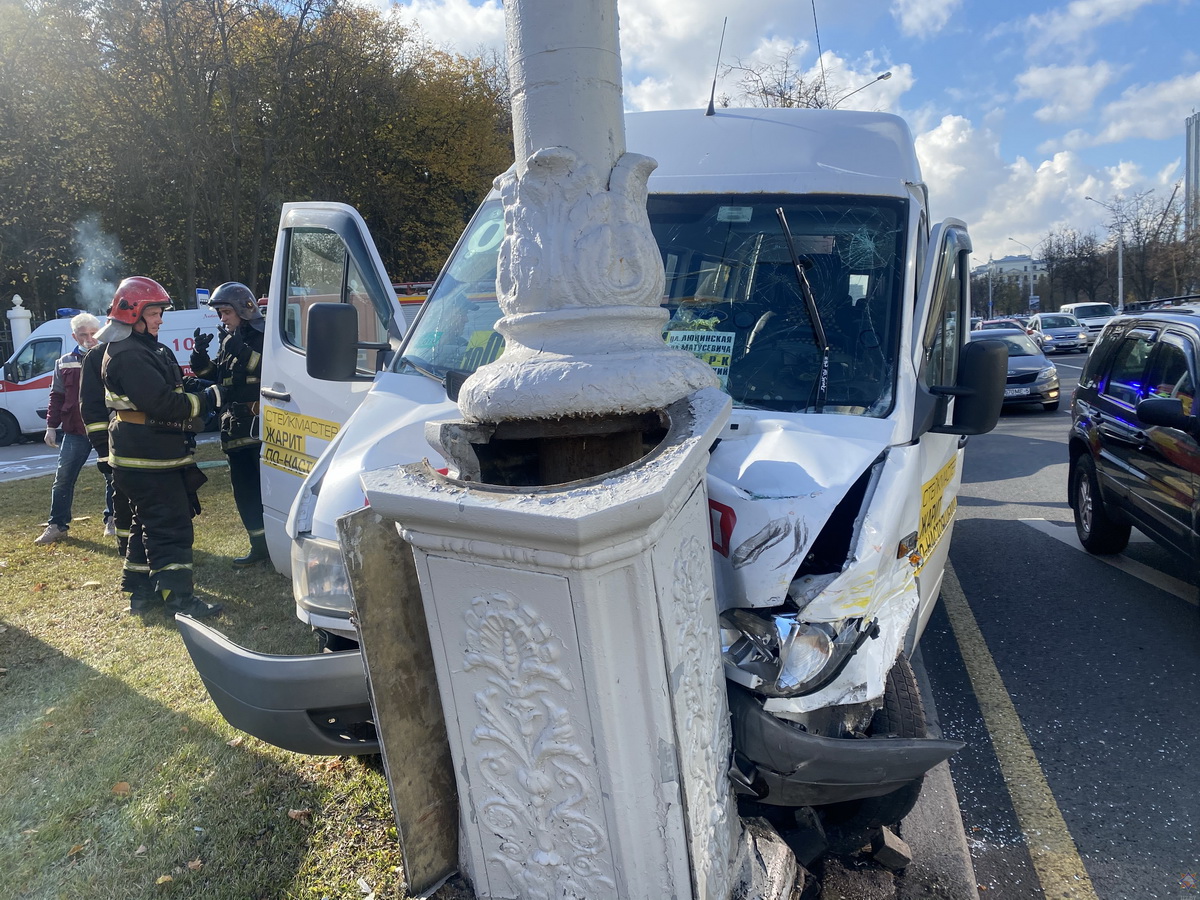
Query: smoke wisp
73 214 125 313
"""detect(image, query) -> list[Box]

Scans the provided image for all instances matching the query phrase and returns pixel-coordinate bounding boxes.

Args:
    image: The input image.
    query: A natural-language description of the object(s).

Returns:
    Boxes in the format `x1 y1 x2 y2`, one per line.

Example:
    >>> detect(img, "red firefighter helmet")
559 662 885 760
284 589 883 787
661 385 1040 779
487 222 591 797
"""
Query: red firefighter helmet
109 277 172 325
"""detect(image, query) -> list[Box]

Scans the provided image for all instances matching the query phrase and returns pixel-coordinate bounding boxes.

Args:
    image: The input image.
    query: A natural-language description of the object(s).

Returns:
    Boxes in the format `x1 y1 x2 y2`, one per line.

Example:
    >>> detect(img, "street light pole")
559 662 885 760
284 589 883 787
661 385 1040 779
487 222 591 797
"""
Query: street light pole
1008 237 1035 310
988 258 994 319
1086 195 1128 311
834 71 891 107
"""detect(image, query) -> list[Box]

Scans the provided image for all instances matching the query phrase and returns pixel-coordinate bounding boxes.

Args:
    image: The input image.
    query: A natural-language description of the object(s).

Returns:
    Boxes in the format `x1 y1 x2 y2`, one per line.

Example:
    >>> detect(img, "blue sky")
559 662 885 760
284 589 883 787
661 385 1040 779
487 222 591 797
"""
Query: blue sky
383 0 1198 265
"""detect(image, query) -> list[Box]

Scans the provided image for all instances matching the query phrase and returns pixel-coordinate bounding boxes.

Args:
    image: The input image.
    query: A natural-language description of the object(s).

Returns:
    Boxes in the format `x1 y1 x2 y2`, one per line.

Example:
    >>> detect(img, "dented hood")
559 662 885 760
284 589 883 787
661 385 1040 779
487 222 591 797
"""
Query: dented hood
708 412 896 609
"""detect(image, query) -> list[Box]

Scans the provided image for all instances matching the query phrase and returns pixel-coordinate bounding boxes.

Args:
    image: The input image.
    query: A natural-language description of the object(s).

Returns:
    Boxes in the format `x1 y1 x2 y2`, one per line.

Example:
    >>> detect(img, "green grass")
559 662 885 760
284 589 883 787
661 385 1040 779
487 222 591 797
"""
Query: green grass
0 445 410 899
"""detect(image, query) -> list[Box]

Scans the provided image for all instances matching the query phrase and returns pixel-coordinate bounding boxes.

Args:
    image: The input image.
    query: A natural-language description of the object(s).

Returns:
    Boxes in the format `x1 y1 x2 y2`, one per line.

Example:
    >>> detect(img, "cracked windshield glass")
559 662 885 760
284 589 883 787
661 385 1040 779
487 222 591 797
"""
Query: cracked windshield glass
399 194 906 415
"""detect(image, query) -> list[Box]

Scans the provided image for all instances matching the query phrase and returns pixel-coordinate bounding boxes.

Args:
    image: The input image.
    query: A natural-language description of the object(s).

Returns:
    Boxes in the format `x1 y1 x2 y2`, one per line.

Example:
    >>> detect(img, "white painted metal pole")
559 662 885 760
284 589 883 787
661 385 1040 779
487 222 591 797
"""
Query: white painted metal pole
456 0 717 425
506 0 624 179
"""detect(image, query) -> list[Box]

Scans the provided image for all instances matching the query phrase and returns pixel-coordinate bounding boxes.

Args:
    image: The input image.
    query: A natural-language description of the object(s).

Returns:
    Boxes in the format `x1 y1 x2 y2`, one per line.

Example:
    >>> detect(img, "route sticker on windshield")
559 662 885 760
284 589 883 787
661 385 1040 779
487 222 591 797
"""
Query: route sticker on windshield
459 330 505 371
667 330 735 388
717 206 753 223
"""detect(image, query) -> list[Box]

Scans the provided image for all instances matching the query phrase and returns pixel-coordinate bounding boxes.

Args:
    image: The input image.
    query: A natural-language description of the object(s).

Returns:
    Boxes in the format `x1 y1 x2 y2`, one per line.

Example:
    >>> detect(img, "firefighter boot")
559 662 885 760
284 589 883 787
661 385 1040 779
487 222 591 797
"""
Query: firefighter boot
127 587 164 615
232 534 269 568
163 589 224 620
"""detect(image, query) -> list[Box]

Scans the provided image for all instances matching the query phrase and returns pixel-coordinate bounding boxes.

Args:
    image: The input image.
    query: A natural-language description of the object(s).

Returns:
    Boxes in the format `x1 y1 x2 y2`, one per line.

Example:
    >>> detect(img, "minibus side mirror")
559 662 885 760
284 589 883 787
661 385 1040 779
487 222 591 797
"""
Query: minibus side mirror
306 303 387 382
929 339 1006 436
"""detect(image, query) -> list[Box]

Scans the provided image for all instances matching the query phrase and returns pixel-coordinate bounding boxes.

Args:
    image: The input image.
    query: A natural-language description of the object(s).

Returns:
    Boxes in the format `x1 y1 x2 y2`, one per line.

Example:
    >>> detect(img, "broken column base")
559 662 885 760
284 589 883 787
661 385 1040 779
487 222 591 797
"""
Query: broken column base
731 818 808 900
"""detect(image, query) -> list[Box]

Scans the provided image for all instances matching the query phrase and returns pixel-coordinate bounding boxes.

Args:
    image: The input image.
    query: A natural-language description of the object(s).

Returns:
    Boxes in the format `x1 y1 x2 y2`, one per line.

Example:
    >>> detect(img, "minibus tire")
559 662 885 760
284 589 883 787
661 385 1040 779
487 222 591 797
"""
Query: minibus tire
821 654 927 851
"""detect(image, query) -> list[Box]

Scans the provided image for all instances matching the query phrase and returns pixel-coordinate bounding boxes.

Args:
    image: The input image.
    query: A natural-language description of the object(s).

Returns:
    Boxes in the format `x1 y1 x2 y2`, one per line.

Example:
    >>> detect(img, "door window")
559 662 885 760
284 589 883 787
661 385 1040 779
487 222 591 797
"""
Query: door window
12 339 61 382
283 228 390 375
1146 334 1196 415
920 228 969 389
1101 331 1156 407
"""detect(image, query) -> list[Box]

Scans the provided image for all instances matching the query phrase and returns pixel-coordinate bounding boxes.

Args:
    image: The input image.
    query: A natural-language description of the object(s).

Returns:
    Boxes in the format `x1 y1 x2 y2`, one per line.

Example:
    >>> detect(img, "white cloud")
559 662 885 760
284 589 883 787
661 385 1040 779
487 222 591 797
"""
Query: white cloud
914 114 1163 262
1090 70 1200 143
890 0 961 37
1025 0 1160 52
392 0 505 54
1014 62 1119 122
1049 70 1200 149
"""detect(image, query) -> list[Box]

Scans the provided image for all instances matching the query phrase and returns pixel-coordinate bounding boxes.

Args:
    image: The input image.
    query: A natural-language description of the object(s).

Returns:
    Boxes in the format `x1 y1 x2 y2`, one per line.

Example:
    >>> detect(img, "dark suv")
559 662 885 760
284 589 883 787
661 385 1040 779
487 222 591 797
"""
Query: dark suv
1069 313 1200 560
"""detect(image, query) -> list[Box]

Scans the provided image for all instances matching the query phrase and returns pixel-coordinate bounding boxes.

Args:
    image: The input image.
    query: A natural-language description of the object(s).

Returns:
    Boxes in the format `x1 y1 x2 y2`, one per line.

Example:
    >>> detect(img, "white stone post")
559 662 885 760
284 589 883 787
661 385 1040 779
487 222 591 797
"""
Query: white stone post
363 391 738 900
8 294 32 347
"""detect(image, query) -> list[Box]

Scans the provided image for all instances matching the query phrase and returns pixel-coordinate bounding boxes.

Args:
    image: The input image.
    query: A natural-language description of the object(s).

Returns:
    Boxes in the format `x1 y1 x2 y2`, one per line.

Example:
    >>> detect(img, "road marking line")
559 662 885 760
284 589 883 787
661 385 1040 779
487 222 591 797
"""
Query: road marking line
1020 518 1198 607
942 564 1100 899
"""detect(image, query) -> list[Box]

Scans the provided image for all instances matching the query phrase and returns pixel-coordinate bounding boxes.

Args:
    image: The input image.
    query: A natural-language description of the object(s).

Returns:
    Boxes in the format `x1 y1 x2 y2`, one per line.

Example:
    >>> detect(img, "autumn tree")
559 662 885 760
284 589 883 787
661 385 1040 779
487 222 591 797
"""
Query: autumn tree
0 0 512 321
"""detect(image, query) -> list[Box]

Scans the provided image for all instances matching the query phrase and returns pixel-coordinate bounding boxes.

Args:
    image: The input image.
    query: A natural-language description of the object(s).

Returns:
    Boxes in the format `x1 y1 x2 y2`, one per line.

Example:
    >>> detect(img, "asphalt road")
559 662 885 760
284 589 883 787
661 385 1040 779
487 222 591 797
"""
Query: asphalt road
922 354 1200 899
0 436 63 482
0 433 221 484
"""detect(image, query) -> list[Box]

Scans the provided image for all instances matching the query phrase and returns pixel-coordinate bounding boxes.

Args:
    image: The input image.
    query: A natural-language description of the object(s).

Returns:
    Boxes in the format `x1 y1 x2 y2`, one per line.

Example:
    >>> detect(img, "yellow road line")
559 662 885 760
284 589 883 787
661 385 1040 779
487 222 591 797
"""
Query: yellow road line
942 564 1099 899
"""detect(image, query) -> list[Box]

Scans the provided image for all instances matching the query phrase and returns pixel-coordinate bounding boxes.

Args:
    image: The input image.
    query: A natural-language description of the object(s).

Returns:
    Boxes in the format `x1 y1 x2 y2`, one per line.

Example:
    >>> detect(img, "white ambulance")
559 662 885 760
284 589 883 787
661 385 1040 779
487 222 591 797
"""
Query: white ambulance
0 307 221 446
181 108 1004 828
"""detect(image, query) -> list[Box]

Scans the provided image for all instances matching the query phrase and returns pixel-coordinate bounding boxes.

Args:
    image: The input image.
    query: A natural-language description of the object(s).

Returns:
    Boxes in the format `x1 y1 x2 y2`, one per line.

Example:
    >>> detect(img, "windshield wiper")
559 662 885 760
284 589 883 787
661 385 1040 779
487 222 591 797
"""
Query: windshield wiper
399 354 471 402
775 208 830 413
399 354 444 384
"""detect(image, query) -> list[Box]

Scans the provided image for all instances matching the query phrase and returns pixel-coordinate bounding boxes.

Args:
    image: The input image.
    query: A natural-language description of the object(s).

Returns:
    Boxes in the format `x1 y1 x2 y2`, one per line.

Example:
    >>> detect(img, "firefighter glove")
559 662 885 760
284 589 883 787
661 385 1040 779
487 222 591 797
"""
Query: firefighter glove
204 384 223 414
193 329 214 354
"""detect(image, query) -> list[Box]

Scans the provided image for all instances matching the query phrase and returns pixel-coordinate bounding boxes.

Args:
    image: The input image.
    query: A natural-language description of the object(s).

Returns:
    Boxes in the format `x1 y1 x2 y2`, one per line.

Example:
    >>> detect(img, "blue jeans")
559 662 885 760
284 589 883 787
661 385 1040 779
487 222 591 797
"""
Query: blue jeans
47 432 94 529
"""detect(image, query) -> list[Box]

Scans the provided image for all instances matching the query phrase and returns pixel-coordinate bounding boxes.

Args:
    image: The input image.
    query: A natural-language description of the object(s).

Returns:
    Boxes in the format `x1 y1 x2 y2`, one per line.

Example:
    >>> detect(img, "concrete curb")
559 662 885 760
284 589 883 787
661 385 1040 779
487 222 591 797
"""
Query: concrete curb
898 648 980 899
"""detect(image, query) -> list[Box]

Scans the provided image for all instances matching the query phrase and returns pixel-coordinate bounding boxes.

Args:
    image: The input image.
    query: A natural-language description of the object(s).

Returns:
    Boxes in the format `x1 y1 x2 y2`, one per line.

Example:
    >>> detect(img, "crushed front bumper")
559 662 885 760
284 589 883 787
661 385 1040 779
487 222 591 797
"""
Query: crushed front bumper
177 616 379 755
727 684 963 807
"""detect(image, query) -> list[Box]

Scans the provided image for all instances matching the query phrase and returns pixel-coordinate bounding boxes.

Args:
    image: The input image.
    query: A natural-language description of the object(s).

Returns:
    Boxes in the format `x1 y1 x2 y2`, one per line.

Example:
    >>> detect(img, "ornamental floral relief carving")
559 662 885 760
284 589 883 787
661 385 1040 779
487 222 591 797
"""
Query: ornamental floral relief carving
495 148 664 317
463 592 615 899
670 536 735 900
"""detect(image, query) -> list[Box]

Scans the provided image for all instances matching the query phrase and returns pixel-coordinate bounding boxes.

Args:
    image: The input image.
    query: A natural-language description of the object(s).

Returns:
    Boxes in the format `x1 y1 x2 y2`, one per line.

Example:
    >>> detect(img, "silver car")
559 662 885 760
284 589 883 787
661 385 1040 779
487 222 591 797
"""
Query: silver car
1027 312 1090 353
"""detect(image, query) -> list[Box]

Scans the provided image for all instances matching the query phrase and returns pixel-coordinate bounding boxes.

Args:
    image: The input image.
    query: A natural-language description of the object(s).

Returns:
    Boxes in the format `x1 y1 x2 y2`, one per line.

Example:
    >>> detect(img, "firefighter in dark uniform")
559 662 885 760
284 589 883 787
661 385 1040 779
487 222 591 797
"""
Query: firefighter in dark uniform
99 276 222 618
79 329 133 556
189 282 267 566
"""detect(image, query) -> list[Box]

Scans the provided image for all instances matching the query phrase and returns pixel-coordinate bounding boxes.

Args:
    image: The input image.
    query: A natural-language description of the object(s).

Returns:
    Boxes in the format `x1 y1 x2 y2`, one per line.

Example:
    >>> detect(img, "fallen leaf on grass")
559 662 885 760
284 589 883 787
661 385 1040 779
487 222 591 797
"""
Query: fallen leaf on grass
67 842 88 857
287 808 312 823
135 845 148 856
226 735 244 747
187 859 203 871
112 782 132 796
82 580 102 588
80 728 96 736
156 875 173 885
34 583 44 591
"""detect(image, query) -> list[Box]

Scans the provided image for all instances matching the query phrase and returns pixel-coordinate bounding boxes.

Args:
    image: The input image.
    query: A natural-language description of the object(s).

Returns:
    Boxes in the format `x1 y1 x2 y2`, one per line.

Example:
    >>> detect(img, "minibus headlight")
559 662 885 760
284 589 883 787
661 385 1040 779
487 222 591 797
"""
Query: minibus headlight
720 609 871 697
291 535 354 615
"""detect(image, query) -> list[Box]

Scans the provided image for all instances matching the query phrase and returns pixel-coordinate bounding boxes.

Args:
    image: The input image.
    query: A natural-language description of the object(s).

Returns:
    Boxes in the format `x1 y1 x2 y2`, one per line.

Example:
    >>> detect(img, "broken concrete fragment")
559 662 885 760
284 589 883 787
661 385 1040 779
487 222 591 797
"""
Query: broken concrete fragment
871 826 914 872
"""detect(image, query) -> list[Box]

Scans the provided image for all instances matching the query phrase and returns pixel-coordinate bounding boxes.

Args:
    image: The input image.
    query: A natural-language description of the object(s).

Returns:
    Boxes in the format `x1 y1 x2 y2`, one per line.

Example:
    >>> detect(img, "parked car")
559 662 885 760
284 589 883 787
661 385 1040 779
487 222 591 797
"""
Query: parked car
1026 312 1090 353
974 317 1025 332
974 316 1042 344
1060 301 1117 338
1069 313 1200 563
970 327 1060 411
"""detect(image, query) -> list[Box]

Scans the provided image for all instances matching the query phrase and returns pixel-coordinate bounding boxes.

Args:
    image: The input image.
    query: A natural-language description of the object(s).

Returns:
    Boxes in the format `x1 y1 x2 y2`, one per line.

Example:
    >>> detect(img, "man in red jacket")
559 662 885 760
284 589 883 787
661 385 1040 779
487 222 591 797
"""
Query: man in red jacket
34 312 102 544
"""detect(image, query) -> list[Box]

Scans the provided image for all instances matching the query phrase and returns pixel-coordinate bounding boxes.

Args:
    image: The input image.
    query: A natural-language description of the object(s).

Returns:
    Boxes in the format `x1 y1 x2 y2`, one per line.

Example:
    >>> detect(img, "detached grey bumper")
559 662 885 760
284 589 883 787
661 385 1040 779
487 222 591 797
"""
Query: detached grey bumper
177 615 379 755
728 685 963 807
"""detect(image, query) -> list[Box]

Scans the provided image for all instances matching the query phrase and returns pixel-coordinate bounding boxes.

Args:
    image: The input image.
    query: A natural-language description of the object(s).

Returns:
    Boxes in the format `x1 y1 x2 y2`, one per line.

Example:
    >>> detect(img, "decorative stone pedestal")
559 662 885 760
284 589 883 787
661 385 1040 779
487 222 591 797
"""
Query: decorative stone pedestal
360 389 745 900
